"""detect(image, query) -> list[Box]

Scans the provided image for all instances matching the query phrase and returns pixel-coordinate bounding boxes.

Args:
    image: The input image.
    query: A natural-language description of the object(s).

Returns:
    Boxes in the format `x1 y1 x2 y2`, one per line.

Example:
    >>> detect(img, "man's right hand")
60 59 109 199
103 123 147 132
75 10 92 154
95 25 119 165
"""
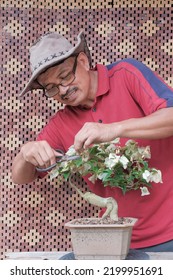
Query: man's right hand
20 140 59 169
12 140 61 184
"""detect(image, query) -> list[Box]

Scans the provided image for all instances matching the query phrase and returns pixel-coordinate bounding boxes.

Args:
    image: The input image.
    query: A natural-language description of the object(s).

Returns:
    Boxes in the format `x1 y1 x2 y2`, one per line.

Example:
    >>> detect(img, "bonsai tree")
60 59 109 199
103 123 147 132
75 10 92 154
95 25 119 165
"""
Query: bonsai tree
50 138 162 221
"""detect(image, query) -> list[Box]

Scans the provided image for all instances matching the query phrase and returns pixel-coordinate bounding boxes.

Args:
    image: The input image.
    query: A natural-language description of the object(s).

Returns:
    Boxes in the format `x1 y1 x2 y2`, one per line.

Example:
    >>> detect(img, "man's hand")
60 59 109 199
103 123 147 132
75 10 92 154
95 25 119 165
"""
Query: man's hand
74 122 119 151
12 140 61 184
21 140 59 169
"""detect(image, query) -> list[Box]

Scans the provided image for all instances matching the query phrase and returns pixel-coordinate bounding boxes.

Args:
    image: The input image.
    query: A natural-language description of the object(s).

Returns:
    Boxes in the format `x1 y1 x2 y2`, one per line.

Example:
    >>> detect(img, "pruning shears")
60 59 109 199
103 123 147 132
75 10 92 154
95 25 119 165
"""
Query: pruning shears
36 149 80 172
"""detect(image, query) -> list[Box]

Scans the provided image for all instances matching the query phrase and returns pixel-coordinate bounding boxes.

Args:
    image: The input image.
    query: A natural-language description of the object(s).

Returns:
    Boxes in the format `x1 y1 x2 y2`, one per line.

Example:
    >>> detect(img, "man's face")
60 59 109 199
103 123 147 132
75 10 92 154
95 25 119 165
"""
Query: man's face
37 53 93 107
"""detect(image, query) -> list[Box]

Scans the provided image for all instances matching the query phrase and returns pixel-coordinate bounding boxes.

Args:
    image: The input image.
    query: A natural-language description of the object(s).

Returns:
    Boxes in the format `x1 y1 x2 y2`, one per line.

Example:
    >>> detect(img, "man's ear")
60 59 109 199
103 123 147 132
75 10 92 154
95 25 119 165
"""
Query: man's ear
77 52 90 70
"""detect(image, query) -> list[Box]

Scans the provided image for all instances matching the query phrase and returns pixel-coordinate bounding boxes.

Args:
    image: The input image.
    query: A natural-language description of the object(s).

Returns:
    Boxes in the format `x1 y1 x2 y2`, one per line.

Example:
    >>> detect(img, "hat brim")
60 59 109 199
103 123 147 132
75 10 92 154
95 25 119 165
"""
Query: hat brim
20 31 87 97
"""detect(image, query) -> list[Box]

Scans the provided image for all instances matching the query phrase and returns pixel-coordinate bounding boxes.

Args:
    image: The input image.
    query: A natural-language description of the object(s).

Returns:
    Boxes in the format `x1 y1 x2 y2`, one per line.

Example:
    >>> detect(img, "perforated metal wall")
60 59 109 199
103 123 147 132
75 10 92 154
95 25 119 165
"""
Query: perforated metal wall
1 0 173 259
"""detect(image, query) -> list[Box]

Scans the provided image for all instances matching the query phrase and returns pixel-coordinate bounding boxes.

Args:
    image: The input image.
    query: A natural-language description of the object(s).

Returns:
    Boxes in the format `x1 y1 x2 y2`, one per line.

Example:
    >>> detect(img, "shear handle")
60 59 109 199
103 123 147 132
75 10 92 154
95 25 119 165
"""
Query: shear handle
36 150 80 172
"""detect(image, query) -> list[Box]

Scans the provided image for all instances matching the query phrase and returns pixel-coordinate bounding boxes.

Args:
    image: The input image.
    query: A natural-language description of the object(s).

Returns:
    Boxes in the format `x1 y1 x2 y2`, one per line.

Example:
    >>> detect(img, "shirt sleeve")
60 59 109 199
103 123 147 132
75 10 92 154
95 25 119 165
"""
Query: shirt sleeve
120 59 173 115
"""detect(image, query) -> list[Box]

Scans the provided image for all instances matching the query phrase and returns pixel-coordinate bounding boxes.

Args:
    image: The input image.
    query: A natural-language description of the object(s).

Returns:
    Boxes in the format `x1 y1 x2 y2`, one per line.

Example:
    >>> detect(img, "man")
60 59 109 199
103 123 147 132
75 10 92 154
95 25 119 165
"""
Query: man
12 31 173 255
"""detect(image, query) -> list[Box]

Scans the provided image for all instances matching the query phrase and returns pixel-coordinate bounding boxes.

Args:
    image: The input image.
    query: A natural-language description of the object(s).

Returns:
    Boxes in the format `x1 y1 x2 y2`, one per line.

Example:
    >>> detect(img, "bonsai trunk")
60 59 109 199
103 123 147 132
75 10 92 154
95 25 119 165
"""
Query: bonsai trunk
69 176 118 221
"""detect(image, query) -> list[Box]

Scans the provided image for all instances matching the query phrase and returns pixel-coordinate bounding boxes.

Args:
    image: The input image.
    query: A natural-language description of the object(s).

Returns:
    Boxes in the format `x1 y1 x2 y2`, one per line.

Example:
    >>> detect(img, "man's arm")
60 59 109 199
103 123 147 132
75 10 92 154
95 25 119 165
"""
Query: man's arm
74 107 173 150
12 152 38 184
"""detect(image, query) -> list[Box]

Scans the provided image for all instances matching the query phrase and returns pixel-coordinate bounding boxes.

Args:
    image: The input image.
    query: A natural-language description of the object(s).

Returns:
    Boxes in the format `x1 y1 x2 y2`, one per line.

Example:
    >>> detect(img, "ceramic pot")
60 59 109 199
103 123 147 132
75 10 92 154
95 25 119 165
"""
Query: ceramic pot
65 217 138 260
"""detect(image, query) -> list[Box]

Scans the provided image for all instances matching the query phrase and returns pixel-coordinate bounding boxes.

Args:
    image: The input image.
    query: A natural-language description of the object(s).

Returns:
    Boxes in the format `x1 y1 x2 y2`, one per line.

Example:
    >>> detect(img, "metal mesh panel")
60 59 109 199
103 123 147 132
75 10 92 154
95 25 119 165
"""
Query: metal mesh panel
1 0 173 259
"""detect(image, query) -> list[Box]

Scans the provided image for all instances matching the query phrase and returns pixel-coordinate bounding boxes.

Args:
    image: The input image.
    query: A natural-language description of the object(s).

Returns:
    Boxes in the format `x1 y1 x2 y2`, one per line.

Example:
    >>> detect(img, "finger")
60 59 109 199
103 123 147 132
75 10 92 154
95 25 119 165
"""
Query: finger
74 137 87 151
27 142 55 168
74 123 99 151
83 136 96 149
34 153 48 168
38 141 57 166
25 156 40 167
74 135 94 151
21 141 55 168
24 151 46 168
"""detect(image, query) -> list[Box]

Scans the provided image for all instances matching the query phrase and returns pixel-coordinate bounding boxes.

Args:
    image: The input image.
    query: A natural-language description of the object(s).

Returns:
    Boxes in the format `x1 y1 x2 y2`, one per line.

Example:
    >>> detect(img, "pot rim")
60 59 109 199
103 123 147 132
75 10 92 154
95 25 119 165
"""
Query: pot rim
65 217 138 229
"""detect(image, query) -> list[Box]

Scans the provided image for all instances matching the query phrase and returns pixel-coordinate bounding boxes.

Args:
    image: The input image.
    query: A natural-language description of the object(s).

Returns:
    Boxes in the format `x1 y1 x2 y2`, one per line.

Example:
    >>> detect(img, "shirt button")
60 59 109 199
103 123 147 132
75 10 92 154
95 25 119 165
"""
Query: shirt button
98 119 102 123
92 107 96 112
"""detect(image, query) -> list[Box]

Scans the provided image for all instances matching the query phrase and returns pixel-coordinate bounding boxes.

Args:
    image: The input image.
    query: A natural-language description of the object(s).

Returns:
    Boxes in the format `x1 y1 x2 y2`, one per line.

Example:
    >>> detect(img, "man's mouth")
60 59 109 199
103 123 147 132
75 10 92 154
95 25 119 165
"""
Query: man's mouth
61 87 78 101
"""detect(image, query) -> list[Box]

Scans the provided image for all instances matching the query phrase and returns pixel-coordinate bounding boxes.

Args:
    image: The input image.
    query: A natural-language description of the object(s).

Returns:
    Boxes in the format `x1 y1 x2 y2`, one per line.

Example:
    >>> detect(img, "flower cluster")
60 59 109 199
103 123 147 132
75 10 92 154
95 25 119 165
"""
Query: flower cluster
50 138 162 195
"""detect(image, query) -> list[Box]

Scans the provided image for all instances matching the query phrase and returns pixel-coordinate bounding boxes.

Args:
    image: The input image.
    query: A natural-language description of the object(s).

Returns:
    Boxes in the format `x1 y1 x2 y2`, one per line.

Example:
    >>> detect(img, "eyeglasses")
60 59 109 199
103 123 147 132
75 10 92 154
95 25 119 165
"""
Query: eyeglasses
41 55 78 98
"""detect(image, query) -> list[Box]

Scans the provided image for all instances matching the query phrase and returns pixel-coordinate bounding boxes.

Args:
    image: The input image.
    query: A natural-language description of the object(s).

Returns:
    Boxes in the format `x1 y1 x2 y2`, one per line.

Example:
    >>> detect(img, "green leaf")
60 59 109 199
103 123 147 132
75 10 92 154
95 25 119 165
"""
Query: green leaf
63 171 71 181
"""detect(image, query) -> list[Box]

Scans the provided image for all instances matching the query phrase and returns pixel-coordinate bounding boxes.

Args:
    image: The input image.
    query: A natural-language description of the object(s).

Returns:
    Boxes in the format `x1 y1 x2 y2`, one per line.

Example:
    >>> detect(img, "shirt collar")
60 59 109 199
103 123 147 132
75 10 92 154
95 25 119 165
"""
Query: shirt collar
74 64 110 111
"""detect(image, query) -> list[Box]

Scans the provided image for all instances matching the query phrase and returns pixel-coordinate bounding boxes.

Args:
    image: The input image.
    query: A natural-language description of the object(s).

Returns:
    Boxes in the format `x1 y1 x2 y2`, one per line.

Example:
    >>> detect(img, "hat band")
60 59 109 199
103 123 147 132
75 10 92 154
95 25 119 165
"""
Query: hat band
32 49 70 72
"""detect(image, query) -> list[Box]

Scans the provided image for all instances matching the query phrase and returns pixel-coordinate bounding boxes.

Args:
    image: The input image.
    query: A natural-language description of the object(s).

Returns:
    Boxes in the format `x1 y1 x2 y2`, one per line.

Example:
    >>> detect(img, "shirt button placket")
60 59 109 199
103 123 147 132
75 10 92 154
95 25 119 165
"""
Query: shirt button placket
91 106 103 123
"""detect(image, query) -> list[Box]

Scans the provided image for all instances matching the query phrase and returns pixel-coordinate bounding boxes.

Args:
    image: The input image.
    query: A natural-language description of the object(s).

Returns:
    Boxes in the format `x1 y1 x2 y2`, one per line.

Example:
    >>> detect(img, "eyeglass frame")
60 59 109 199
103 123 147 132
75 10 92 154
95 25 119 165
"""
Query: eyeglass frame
37 54 79 98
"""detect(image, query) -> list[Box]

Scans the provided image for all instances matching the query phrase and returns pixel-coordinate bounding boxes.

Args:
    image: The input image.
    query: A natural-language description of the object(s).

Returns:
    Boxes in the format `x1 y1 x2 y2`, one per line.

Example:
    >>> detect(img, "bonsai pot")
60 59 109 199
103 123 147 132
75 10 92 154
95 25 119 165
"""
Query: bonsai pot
65 217 138 260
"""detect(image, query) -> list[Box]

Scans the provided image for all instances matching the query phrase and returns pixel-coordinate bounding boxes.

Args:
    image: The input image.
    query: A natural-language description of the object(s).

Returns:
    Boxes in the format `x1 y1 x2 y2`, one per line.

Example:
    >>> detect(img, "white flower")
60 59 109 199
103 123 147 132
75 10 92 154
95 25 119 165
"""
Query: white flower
50 168 60 180
83 163 91 173
150 169 163 183
88 174 97 184
60 161 69 171
97 146 104 152
138 146 151 159
142 170 151 183
104 153 120 169
125 139 136 146
105 143 116 153
119 155 129 169
97 172 108 181
140 187 150 196
142 169 163 184
66 145 76 156
111 138 120 144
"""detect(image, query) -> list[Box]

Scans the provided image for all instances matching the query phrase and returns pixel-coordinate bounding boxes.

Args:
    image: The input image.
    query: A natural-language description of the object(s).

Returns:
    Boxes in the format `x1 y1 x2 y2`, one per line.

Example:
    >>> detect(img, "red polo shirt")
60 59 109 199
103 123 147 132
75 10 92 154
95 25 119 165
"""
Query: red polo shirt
37 59 173 248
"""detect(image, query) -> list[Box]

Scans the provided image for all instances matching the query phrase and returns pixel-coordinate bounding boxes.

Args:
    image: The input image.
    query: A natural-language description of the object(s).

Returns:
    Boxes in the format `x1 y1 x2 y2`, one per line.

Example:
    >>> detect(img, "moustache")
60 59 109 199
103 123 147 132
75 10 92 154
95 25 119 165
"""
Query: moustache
61 87 78 100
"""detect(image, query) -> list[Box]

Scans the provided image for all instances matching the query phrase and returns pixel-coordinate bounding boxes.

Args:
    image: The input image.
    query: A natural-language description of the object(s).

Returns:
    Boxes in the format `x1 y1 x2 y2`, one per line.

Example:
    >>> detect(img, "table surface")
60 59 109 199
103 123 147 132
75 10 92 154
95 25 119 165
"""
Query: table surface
5 251 173 260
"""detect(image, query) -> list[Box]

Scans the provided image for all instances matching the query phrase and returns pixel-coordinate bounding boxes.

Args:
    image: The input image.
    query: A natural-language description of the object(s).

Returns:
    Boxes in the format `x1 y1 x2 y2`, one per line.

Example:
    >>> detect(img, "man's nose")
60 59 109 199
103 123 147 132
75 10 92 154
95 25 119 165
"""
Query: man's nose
58 84 70 95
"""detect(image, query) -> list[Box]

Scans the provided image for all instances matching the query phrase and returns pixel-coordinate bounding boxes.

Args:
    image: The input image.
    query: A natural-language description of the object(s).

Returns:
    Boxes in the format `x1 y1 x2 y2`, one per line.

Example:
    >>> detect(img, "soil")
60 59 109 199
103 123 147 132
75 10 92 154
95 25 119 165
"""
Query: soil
71 217 133 225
